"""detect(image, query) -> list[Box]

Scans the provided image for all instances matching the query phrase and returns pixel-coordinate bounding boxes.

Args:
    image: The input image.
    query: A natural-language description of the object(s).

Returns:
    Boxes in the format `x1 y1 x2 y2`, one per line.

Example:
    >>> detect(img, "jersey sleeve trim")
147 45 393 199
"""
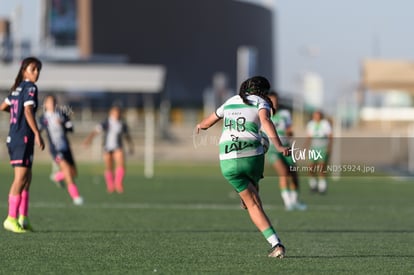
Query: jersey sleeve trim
24 100 35 106
215 110 223 118
215 104 225 118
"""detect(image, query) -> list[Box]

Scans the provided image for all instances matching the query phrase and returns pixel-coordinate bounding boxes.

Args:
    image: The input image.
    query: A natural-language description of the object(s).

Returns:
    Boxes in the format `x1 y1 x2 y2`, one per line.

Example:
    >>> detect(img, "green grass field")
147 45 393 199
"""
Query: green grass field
0 161 413 274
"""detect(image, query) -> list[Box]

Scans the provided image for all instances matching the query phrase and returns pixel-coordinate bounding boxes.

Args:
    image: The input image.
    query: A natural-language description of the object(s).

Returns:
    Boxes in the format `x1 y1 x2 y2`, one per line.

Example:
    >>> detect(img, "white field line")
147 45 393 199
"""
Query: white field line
1 202 258 210
0 202 398 211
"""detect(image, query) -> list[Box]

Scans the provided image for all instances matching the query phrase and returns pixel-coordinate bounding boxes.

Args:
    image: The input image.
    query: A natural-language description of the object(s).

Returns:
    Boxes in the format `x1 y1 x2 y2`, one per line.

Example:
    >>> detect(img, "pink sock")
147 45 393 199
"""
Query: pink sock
54 171 65 182
8 194 21 219
105 170 115 193
115 167 125 193
67 183 80 199
19 190 29 217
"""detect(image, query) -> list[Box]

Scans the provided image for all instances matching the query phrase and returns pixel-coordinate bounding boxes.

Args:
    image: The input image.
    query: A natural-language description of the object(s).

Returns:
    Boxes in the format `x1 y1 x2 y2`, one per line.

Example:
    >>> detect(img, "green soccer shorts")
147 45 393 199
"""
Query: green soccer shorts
220 154 264 193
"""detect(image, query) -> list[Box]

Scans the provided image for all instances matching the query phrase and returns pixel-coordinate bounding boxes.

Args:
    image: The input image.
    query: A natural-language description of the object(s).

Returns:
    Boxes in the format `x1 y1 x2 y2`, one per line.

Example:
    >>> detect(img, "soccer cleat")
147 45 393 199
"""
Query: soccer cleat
3 217 27 233
18 215 34 231
310 187 318 193
286 202 308 211
73 196 84 206
107 185 115 194
294 202 308 211
50 172 65 189
115 184 124 194
285 204 295 211
268 243 285 258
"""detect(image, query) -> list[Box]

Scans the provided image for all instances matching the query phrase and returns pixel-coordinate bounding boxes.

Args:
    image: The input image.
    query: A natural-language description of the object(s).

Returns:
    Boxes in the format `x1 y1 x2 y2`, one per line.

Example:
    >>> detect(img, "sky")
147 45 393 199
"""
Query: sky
277 0 414 111
1 0 414 113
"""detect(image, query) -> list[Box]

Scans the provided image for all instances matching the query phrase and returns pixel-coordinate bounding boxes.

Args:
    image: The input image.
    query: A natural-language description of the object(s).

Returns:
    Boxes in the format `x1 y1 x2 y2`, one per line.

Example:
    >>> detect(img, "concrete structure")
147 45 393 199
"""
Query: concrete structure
1 0 276 108
81 0 275 106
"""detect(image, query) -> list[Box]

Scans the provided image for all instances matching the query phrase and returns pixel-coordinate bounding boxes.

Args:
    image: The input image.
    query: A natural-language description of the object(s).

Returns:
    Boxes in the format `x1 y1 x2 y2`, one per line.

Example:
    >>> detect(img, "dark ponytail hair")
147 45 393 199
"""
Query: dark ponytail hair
11 56 42 92
267 90 279 114
238 76 275 114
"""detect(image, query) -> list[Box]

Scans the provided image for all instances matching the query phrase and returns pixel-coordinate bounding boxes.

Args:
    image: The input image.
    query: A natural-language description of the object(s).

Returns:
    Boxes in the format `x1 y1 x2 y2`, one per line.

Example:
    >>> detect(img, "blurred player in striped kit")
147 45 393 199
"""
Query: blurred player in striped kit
267 91 307 210
39 95 84 205
305 110 333 194
84 105 134 193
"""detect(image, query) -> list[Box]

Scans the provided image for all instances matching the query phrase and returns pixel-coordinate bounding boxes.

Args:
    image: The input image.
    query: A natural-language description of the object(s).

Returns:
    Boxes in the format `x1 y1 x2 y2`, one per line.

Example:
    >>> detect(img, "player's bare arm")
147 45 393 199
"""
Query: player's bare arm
125 132 134 155
83 130 99 146
196 112 221 133
24 105 45 150
0 101 10 112
259 109 289 156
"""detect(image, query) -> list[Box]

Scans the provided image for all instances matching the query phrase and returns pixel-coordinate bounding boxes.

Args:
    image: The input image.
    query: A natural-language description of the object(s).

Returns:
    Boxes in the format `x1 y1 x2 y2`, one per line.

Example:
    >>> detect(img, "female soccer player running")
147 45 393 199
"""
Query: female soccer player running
84 105 134 193
196 76 289 258
38 95 84 205
267 91 307 211
0 57 45 233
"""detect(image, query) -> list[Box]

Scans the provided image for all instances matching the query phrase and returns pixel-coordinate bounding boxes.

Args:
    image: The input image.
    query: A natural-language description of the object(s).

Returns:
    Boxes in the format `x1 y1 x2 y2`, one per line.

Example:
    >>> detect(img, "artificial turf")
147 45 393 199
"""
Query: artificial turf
0 162 413 274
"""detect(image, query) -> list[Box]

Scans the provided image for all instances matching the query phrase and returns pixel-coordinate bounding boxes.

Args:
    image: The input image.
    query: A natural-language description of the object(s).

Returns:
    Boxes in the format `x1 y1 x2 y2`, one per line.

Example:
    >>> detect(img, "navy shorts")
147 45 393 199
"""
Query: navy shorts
53 149 75 166
8 142 35 168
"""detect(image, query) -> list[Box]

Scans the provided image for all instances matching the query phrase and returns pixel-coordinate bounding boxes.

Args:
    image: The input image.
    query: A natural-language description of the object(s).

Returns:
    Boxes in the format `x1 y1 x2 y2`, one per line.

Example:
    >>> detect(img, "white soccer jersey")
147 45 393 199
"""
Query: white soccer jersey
42 111 70 151
96 117 127 152
216 94 270 160
306 119 332 148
